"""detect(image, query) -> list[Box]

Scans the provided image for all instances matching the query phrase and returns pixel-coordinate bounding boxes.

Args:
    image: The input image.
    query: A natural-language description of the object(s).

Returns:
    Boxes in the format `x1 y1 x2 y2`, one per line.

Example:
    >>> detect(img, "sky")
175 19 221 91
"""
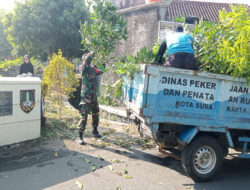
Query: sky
0 0 15 11
0 0 249 11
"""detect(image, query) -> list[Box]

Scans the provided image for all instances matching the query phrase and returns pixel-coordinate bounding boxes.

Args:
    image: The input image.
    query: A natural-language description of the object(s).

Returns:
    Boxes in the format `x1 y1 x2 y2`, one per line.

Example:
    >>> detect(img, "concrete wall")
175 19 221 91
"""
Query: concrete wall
158 21 195 41
0 77 41 146
113 1 171 57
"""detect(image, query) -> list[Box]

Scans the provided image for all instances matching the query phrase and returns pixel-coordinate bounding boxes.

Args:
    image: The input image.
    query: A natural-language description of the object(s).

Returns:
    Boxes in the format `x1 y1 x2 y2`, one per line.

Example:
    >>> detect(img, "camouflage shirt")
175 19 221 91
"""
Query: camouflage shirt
80 62 98 104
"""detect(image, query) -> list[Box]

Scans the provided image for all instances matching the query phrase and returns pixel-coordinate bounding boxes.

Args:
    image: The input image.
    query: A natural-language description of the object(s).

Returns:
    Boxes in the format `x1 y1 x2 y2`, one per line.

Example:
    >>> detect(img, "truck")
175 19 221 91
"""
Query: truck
122 64 250 182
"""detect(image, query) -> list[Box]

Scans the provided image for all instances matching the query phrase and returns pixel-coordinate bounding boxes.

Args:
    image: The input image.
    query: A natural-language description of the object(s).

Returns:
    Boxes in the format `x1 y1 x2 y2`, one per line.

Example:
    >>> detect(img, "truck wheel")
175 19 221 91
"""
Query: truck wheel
181 136 223 182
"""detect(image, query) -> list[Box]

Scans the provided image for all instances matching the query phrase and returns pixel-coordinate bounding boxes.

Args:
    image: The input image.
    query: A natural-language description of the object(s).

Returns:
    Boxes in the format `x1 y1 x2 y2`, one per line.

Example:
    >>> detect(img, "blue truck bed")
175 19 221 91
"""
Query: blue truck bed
123 64 250 130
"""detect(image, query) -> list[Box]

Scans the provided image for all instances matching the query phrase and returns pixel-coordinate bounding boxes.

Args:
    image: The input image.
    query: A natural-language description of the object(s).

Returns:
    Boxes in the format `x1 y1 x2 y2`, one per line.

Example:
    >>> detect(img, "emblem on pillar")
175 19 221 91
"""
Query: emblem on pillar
20 90 35 113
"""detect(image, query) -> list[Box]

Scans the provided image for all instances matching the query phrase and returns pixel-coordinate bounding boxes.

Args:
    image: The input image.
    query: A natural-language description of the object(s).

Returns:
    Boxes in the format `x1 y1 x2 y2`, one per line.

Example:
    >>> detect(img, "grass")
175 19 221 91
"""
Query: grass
102 129 116 136
41 97 80 140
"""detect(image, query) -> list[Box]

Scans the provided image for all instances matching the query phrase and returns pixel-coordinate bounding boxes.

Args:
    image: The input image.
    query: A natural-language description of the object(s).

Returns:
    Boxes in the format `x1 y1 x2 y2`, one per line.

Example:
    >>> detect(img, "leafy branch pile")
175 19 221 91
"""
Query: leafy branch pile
113 43 160 80
193 5 250 83
174 13 185 23
98 84 117 106
112 43 160 98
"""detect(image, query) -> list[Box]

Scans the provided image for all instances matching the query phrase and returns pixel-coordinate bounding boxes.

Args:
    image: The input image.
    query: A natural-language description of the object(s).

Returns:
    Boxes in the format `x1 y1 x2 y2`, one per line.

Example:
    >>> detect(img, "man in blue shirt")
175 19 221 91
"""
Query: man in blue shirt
156 26 198 70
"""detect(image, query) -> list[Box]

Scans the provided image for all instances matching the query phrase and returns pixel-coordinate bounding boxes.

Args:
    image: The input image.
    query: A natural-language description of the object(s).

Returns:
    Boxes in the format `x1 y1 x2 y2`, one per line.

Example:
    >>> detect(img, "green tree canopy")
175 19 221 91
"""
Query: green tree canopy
5 0 89 61
0 9 12 60
193 5 250 83
81 0 127 70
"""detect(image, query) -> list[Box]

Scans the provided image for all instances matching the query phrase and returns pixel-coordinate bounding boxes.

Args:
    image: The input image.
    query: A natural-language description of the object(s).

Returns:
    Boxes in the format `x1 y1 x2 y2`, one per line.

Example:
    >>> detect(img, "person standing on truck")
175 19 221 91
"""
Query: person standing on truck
77 52 102 145
19 55 34 75
156 26 198 70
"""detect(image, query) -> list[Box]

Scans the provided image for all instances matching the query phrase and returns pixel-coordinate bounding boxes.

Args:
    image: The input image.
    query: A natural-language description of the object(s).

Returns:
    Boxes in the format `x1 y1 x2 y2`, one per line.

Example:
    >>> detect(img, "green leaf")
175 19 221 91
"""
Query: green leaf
75 180 83 189
124 174 132 179
84 158 91 164
112 159 123 164
91 165 96 171
123 168 128 175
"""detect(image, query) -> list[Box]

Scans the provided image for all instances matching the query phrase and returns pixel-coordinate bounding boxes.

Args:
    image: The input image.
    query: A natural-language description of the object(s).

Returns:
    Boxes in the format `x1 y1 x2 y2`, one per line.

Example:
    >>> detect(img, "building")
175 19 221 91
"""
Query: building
111 0 248 57
112 0 248 23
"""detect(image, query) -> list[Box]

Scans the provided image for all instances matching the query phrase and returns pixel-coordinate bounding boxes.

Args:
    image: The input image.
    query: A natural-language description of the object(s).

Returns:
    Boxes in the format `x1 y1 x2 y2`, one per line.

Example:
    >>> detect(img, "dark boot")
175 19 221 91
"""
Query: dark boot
92 127 101 138
77 132 85 145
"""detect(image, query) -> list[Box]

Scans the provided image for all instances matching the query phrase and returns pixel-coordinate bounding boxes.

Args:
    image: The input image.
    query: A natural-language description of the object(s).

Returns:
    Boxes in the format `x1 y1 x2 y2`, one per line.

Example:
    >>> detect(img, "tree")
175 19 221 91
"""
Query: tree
81 0 127 70
0 9 12 60
193 5 250 83
5 0 89 61
42 50 78 118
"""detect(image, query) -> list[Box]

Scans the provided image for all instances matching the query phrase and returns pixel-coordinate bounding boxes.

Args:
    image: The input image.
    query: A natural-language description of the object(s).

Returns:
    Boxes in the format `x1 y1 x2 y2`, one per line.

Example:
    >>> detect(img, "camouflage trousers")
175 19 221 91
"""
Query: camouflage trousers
77 96 99 133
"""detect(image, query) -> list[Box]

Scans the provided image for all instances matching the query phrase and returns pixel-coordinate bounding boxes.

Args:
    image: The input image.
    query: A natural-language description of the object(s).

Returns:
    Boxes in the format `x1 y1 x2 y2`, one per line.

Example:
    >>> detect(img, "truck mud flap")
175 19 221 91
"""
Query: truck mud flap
178 126 198 145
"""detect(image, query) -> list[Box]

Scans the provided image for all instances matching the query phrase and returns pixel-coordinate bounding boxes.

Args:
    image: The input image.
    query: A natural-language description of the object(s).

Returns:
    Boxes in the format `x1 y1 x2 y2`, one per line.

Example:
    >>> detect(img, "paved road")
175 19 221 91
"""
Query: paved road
0 124 250 190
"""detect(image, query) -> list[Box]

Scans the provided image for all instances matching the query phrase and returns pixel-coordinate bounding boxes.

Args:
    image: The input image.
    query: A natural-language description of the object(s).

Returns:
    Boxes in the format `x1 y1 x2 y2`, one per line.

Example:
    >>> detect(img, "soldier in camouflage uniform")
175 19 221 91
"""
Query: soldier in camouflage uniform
77 52 102 145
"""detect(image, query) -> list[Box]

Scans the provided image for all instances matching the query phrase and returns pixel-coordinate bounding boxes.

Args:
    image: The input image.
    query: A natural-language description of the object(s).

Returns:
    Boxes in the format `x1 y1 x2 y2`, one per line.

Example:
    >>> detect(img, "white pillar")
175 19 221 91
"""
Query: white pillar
0 77 41 146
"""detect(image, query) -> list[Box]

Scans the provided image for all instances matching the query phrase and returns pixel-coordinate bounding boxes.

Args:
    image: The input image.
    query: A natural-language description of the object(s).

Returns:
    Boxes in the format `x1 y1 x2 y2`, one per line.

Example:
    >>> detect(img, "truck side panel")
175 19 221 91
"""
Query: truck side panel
122 70 148 117
123 65 250 130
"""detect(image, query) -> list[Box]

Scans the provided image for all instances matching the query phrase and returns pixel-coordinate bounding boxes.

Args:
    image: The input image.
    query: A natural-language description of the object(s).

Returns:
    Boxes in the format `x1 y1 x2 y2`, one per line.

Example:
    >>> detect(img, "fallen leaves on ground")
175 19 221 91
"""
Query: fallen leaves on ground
76 180 83 189
84 158 91 164
124 174 132 179
91 165 96 171
116 172 123 176
112 158 124 164
114 138 133 149
98 155 106 160
122 168 132 179
123 168 128 175
108 165 114 172
41 97 79 141
102 129 116 136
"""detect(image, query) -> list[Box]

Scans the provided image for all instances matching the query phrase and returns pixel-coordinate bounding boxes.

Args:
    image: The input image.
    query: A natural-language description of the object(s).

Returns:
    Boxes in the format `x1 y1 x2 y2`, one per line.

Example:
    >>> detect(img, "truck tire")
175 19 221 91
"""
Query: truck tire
181 136 223 182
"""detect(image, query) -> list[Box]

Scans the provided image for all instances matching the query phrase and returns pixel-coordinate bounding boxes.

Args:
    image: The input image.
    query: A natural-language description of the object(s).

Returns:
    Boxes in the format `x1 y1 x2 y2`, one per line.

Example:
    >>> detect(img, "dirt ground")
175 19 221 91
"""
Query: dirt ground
1 119 250 190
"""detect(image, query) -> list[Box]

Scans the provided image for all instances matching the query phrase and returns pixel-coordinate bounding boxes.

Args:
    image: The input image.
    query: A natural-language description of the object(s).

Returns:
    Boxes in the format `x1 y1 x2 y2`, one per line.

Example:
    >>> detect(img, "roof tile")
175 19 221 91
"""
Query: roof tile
168 0 237 22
